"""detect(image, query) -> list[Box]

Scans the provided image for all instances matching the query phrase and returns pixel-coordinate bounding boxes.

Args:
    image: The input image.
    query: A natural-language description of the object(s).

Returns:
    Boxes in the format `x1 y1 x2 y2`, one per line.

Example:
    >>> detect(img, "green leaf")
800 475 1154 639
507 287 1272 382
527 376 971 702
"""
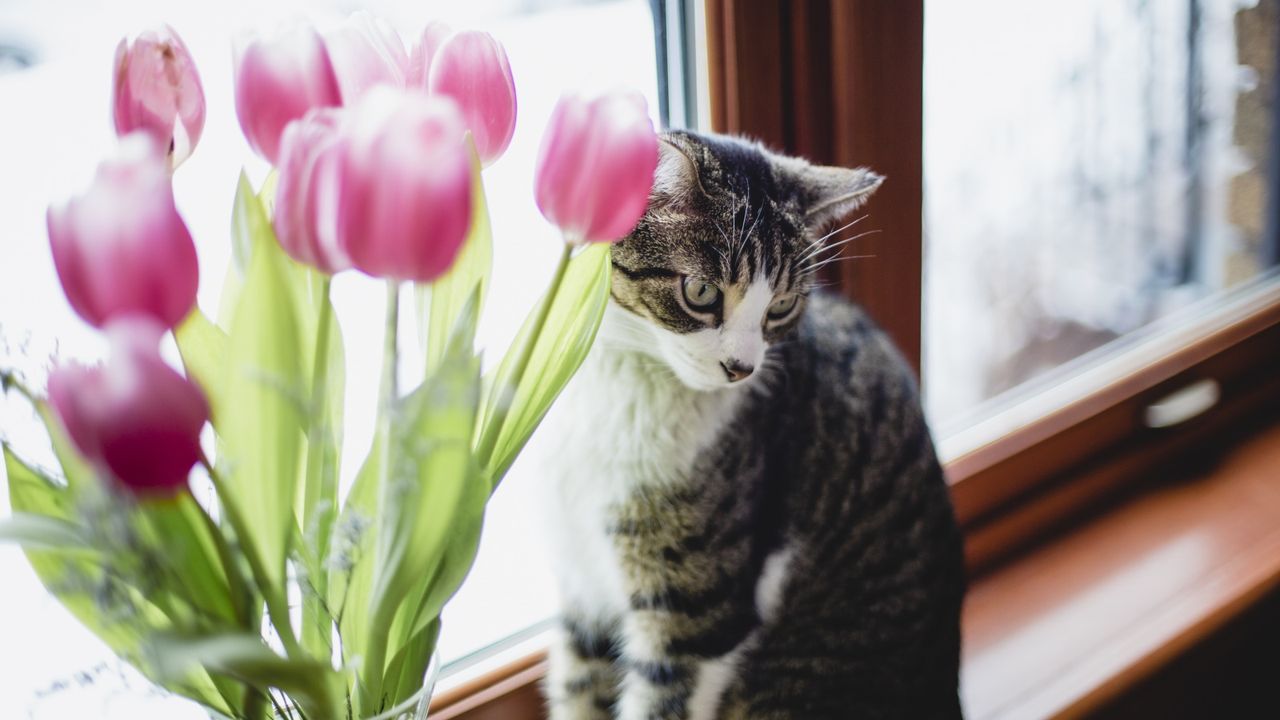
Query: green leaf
216 261 246 333
222 181 306 594
384 618 441 709
6 445 72 521
258 169 280 215
290 273 345 539
329 435 381 669
285 271 344 664
418 140 492 375
19 397 93 495
4 447 237 716
135 495 244 627
231 170 272 275
478 244 612 486
388 469 486 658
365 317 481 685
149 633 340 720
0 511 92 551
174 308 229 426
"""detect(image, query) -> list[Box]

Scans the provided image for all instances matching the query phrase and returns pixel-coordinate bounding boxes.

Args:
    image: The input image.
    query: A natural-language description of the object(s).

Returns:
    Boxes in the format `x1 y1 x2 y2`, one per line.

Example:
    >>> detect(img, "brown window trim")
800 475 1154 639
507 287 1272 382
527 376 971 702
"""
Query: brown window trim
429 652 547 720
706 0 925 375
962 418 1280 719
429 2 1280 718
955 278 1280 572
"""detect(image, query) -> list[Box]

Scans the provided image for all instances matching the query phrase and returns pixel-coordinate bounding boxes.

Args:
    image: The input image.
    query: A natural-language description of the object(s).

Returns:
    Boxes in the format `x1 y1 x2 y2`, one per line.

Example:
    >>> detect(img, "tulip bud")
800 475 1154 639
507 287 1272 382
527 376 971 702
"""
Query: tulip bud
112 24 206 168
274 109 352 274
423 30 517 166
336 88 472 282
48 318 209 495
323 11 408 103
233 23 343 164
534 92 659 243
47 135 199 330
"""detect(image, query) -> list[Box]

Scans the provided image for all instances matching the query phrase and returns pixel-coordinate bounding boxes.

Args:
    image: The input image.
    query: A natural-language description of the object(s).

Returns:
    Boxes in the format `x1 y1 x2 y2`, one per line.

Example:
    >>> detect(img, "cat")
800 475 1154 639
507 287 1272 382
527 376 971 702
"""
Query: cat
534 129 965 720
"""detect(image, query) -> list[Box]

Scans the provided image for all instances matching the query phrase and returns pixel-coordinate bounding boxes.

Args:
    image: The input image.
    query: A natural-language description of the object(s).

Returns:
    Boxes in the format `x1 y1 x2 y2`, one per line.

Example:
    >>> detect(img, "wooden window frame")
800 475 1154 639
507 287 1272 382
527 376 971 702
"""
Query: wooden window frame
429 2 1280 717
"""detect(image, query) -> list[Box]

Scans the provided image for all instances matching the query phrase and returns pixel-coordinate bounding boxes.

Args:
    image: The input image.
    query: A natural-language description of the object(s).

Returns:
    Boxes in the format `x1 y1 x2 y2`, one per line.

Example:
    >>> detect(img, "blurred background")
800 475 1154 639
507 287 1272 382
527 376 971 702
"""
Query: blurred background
925 0 1277 438
0 0 1276 717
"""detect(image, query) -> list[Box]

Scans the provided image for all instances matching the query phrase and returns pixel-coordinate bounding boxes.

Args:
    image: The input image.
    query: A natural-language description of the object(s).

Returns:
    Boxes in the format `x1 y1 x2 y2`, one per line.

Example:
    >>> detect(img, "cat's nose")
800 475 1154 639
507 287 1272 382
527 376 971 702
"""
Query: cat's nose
720 360 754 383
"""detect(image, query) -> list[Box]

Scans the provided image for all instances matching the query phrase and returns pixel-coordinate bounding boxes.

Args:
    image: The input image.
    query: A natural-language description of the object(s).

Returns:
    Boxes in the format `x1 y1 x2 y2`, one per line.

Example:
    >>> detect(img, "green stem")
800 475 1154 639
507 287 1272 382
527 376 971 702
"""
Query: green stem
379 282 401 415
360 281 401 713
474 242 574 477
201 454 304 660
301 278 335 657
243 687 268 720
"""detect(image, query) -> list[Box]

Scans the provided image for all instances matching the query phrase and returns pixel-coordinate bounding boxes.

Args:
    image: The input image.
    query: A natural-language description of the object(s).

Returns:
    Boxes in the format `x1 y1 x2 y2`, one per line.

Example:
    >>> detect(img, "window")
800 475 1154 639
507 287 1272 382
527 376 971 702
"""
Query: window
924 0 1280 440
0 0 662 716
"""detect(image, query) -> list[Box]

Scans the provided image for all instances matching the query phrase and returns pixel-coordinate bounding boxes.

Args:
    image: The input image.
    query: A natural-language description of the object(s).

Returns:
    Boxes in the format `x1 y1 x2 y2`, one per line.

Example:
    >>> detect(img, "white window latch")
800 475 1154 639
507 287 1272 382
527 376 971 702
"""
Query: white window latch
1144 378 1221 429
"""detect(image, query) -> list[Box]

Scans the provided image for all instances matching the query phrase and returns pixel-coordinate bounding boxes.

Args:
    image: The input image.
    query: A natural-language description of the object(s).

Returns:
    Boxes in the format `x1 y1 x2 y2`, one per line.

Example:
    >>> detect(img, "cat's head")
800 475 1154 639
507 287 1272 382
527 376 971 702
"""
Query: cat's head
606 129 882 392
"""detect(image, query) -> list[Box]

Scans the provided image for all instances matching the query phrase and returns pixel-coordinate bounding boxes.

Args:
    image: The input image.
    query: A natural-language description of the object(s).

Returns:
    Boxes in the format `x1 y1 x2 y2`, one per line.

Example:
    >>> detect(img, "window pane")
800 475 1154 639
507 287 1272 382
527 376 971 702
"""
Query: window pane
0 0 658 715
924 0 1278 438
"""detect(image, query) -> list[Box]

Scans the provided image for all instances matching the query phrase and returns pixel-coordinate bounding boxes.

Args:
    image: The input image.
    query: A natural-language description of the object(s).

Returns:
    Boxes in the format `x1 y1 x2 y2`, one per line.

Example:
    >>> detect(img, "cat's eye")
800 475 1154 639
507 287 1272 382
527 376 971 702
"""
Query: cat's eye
682 277 721 310
768 294 799 321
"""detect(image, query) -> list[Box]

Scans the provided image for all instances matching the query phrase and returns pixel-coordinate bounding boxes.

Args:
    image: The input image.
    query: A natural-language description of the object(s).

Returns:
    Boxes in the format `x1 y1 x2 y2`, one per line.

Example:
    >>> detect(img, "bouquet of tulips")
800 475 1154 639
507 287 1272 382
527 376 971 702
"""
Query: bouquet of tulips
0 14 658 720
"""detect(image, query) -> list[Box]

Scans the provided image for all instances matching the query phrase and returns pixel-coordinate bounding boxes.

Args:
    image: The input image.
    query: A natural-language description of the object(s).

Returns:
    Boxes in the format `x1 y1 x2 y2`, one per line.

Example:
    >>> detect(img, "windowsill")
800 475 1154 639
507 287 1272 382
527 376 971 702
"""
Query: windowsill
429 416 1280 720
962 416 1280 718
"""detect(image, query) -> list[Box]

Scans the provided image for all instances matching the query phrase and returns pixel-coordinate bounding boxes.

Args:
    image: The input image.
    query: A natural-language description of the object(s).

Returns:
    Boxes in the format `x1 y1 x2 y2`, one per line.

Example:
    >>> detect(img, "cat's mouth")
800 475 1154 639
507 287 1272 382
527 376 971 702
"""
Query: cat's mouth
661 352 757 392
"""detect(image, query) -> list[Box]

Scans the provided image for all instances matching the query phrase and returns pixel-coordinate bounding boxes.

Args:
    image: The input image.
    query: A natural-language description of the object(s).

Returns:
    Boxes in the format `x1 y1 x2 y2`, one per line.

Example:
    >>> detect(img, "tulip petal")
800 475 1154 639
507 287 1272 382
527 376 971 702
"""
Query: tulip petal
534 92 657 243
234 23 343 164
336 89 472 282
427 31 517 166
47 317 209 495
324 12 408 103
274 110 352 273
112 24 206 167
47 135 199 329
406 20 453 89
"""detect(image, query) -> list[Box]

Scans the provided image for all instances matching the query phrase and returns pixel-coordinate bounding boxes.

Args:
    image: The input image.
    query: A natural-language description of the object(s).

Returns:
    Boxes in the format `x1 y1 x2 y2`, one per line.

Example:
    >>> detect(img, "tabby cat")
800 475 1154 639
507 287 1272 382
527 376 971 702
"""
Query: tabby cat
535 130 965 720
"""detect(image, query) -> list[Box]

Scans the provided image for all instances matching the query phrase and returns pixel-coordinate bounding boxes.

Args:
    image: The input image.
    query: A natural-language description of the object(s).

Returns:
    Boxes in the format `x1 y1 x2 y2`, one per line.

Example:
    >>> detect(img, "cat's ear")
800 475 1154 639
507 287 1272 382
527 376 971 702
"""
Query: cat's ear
650 135 706 208
784 159 885 231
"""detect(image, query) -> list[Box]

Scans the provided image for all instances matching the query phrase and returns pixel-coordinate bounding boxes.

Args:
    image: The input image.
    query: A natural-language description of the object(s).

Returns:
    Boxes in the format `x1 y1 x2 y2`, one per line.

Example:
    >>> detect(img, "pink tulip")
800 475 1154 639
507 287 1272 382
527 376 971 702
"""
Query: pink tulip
48 318 209 495
534 92 658 243
274 109 352 274
233 24 343 164
405 21 453 88
323 12 408 102
112 24 206 168
422 30 517 166
335 88 472 282
47 135 199 330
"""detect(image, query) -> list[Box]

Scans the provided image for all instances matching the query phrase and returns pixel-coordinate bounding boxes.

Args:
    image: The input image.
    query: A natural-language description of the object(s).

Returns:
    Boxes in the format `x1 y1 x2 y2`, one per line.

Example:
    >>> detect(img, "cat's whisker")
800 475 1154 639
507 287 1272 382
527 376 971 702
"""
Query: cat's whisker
729 193 741 249
800 252 877 275
712 217 734 261
743 203 765 249
803 279 841 290
801 214 869 255
796 228 882 265
797 229 879 264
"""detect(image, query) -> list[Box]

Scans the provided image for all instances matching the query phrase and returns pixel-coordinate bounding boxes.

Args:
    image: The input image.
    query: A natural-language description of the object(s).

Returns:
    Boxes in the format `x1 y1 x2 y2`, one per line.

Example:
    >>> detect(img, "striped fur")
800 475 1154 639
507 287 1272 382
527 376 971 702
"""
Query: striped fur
536 131 964 719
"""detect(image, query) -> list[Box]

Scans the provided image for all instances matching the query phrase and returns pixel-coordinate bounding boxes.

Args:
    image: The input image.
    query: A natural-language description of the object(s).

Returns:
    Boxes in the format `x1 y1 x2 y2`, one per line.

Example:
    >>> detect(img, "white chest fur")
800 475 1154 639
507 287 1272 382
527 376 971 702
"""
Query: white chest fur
532 305 743 623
